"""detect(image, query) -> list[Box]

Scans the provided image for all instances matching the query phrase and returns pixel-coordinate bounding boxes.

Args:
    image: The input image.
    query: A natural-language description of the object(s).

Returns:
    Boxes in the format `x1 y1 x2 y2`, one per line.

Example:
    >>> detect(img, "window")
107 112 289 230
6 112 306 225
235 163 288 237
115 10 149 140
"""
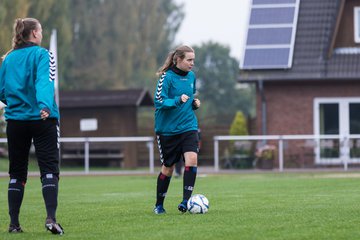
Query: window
354 7 360 43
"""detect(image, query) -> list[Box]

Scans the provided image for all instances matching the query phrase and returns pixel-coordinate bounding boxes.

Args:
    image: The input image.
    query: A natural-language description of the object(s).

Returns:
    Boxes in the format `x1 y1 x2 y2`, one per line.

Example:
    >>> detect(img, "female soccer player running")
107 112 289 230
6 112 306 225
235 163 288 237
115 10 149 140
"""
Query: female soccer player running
0 18 63 234
153 45 201 214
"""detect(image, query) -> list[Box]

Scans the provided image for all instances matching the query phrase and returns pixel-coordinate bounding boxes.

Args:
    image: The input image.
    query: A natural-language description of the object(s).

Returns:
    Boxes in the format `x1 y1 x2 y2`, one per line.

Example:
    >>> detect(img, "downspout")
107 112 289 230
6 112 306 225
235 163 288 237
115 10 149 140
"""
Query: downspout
258 80 267 137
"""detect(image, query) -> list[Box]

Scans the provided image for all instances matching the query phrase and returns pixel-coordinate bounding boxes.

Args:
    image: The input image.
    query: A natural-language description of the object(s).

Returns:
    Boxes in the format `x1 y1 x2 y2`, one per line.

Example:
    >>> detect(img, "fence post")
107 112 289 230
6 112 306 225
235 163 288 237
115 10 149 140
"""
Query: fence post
84 138 89 174
147 141 154 173
214 138 219 172
278 137 284 172
342 136 348 171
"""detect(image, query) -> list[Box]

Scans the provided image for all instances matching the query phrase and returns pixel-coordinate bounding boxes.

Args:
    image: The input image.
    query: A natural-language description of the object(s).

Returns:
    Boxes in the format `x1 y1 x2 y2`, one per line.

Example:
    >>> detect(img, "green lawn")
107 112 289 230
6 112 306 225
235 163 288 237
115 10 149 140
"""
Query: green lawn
0 172 359 239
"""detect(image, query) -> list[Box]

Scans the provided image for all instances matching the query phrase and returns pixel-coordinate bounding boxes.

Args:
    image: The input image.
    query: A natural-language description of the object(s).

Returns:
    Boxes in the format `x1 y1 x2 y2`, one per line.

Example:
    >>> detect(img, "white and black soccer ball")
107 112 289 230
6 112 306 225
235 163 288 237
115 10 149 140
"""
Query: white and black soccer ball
187 194 209 214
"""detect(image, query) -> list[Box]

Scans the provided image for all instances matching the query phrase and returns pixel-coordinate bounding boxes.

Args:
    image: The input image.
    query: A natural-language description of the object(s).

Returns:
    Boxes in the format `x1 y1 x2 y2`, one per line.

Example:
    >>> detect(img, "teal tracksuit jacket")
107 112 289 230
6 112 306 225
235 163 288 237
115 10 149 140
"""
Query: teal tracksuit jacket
0 43 59 120
154 67 198 136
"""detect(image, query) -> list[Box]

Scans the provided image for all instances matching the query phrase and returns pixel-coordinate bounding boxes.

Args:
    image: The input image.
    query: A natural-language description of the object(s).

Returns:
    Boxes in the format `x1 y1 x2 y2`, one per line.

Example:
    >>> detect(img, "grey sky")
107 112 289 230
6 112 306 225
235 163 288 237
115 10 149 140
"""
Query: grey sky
175 0 251 61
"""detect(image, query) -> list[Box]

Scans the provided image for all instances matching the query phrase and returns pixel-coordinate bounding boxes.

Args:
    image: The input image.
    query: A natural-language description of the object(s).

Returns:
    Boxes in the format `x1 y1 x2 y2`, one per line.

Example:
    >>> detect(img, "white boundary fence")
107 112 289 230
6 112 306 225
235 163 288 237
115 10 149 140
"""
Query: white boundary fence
60 137 155 174
214 134 360 172
0 137 155 174
2 134 359 174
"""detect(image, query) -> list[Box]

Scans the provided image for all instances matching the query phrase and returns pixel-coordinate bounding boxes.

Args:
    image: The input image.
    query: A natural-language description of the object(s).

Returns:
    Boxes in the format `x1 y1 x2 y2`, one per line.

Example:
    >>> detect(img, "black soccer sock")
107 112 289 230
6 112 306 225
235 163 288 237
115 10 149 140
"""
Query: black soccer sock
183 166 197 201
8 179 25 225
41 174 59 221
155 172 171 206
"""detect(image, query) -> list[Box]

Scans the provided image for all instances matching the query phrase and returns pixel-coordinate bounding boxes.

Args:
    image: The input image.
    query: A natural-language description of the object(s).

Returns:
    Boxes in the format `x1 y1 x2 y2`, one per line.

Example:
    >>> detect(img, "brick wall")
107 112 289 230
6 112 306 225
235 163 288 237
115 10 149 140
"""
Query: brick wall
255 81 360 167
256 81 360 135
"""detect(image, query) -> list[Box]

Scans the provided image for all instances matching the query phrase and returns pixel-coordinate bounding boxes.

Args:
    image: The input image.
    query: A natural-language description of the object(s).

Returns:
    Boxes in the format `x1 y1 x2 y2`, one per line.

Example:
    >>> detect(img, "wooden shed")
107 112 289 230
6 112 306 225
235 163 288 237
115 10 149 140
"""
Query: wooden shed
59 89 153 168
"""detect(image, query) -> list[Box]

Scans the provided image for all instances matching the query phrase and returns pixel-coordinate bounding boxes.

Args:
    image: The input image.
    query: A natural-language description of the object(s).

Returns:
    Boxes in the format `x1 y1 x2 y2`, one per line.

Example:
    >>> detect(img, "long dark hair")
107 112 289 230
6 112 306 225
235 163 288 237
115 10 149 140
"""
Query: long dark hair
2 18 40 59
156 45 194 77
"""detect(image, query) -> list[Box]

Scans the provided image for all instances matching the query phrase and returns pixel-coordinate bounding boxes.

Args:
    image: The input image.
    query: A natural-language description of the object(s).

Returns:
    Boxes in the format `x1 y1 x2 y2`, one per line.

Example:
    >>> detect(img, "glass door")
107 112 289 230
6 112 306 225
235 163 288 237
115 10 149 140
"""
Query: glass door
349 103 360 160
314 98 360 164
319 103 340 159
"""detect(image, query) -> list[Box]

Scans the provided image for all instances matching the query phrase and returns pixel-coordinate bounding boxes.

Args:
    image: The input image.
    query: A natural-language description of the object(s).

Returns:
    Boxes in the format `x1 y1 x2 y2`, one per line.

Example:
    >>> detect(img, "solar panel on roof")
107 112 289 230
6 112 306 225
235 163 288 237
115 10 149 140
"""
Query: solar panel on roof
247 28 292 45
253 0 297 5
250 7 295 24
244 48 290 67
241 0 300 70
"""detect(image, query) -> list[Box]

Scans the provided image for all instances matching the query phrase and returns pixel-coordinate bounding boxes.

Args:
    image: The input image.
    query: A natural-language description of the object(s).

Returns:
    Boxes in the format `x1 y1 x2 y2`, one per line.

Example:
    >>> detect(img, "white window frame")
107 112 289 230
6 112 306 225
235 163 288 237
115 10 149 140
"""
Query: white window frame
314 97 360 164
354 7 360 43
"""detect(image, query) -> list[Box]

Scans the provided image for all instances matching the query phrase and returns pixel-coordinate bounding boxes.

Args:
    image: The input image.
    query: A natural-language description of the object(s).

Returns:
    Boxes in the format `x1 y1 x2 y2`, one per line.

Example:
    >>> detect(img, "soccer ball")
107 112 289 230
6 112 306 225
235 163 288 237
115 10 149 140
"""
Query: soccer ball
187 194 209 214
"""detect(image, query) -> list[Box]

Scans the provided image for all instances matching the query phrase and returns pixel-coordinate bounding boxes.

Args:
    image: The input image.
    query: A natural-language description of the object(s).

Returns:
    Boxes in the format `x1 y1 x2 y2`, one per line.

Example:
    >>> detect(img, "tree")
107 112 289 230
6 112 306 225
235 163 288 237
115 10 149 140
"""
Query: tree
0 0 73 88
28 1 73 89
66 0 184 90
193 42 255 125
0 0 184 91
0 1 31 54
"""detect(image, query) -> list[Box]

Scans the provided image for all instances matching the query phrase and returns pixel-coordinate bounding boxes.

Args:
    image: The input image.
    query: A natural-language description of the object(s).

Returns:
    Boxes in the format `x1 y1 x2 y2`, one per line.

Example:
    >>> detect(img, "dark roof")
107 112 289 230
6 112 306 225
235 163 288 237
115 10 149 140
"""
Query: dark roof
59 89 154 108
239 0 360 82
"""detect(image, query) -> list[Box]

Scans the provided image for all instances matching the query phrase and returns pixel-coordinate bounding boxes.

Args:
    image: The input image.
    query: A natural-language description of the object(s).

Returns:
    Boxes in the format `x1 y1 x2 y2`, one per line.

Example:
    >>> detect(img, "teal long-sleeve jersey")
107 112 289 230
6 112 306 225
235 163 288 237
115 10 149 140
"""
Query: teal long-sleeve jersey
0 43 59 120
154 68 198 136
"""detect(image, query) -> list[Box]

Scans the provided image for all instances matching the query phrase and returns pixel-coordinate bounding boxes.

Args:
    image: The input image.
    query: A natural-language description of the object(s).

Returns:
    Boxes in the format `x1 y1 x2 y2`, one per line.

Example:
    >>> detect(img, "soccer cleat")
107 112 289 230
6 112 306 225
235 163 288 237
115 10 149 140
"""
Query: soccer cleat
45 218 64 235
153 205 166 214
8 224 23 233
178 200 188 213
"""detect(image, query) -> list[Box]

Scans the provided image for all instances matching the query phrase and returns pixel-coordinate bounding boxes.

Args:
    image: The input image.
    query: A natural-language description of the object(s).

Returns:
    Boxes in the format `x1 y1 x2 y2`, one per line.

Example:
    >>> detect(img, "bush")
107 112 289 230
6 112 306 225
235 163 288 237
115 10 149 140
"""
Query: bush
229 111 249 154
225 111 254 169
229 111 248 136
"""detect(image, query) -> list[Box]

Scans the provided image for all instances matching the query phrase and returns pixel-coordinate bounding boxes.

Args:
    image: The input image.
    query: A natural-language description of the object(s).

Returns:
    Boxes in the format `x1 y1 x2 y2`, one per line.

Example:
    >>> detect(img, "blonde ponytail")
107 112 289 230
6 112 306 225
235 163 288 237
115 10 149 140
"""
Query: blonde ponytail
2 18 40 60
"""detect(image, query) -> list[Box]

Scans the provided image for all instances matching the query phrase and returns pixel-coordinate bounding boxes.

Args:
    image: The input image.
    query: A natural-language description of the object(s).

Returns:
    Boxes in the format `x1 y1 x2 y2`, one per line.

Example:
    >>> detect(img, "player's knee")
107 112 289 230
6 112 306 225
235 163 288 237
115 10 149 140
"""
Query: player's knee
161 165 174 176
184 152 198 166
41 173 59 184
9 174 27 184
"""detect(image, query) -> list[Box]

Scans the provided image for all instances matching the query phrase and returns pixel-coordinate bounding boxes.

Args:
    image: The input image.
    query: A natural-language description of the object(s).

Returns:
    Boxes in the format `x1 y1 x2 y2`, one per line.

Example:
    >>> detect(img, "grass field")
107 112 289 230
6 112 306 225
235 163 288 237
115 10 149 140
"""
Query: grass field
0 172 359 240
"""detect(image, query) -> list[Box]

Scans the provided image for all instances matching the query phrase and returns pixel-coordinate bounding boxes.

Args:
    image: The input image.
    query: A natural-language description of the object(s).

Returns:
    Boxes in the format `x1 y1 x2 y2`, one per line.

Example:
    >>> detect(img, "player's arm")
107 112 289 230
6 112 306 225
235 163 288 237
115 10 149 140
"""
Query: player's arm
35 49 56 117
192 77 200 110
0 62 7 105
154 73 182 109
192 98 200 110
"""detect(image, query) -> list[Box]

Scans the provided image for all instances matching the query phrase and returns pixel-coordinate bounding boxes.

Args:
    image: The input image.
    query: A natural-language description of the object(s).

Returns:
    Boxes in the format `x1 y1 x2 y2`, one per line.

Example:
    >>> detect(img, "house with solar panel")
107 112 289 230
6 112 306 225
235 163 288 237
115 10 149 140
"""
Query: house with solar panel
239 0 360 168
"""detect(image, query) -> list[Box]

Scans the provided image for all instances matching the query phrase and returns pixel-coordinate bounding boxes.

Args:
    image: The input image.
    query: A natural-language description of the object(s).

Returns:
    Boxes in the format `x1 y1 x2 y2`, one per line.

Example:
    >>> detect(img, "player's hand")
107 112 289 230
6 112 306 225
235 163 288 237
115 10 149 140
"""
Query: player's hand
193 98 201 108
40 109 49 120
180 94 190 103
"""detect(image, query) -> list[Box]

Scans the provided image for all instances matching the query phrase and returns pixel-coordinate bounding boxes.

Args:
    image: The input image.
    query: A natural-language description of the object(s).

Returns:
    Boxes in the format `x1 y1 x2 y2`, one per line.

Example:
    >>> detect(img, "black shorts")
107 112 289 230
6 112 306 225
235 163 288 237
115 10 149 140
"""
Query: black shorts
156 130 199 167
6 119 60 182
